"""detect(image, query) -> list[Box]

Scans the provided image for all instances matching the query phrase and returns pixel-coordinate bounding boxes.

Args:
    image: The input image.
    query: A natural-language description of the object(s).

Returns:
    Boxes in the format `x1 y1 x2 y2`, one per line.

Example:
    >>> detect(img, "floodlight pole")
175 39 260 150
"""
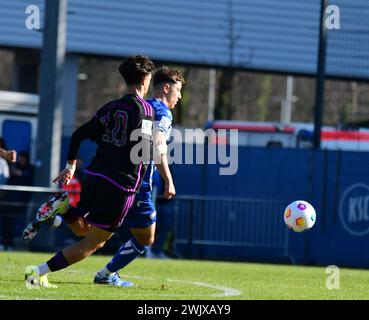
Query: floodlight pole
34 0 67 186
313 0 328 149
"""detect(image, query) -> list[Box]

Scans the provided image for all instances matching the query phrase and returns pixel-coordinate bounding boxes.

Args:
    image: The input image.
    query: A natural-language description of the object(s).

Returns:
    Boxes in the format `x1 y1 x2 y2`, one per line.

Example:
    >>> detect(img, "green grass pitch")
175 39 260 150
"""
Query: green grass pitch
1 251 369 300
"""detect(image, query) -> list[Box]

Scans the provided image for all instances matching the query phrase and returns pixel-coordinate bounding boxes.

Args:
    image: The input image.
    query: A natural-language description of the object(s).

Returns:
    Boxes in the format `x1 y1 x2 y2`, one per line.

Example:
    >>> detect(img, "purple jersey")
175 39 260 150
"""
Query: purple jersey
67 94 154 193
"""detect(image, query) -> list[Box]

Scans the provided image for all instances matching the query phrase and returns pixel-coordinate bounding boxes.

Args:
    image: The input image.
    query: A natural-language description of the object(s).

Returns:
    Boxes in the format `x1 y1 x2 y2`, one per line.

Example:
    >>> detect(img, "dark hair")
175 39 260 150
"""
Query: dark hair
153 67 185 88
118 55 155 85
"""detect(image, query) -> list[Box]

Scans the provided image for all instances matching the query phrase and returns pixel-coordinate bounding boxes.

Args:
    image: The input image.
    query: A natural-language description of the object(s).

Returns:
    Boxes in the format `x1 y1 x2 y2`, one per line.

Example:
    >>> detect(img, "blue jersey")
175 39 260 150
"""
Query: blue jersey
135 98 172 201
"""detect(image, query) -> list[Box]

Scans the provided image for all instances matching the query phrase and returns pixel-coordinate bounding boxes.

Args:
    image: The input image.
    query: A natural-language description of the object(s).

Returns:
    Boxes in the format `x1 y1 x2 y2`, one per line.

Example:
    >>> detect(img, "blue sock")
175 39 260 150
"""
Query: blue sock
106 237 147 273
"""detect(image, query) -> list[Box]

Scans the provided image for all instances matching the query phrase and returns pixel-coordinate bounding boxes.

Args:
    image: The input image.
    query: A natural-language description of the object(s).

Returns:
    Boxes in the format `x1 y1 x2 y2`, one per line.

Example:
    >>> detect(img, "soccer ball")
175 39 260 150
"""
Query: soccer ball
284 200 316 232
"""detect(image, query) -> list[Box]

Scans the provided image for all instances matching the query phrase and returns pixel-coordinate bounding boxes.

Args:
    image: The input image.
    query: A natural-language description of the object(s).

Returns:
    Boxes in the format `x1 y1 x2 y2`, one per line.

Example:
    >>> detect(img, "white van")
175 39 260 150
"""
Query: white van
0 90 38 161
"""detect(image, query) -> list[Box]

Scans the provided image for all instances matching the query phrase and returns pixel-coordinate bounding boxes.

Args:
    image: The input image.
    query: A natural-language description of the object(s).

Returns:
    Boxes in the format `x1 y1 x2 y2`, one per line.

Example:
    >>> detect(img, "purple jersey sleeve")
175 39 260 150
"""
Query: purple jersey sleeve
67 117 102 160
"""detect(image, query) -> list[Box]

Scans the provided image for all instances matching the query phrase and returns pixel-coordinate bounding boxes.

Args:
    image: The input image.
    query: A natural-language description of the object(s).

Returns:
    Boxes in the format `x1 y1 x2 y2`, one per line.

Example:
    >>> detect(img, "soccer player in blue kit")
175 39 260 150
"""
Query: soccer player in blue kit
93 67 185 286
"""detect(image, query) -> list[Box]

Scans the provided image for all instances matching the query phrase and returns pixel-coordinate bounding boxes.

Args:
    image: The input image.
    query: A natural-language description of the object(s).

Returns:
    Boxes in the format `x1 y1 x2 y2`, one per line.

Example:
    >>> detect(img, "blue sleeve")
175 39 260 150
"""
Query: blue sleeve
155 115 172 135
154 107 172 133
147 99 173 136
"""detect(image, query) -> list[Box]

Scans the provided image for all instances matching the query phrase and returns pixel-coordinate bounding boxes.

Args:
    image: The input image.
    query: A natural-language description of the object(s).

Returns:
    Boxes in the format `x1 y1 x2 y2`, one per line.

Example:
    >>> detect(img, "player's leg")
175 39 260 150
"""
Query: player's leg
102 223 156 271
47 225 112 269
25 175 135 284
53 176 96 236
22 191 70 242
23 208 90 242
25 225 113 287
22 195 91 287
94 224 155 287
23 184 91 241
95 201 156 286
130 223 156 246
61 205 91 237
60 225 113 264
66 217 90 236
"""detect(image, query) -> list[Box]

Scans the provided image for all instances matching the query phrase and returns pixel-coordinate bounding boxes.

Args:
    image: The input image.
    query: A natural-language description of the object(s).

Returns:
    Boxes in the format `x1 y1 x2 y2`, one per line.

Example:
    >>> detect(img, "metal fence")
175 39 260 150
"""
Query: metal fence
0 185 61 251
170 195 289 260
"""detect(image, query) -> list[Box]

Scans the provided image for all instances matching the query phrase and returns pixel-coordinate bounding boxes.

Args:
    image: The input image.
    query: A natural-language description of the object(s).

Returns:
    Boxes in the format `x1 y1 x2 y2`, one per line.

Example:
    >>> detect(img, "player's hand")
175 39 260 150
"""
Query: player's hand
53 168 75 186
5 150 16 163
163 181 176 199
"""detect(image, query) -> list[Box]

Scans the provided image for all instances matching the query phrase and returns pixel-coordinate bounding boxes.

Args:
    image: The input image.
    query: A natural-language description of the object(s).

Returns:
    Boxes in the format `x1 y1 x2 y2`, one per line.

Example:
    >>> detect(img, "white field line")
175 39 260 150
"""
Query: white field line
10 270 242 299
166 279 242 297
129 275 242 298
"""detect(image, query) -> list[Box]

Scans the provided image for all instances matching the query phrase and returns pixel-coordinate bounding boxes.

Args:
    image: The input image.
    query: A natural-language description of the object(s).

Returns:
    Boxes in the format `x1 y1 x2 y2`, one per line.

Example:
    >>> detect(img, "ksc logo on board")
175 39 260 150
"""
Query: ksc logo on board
339 183 369 236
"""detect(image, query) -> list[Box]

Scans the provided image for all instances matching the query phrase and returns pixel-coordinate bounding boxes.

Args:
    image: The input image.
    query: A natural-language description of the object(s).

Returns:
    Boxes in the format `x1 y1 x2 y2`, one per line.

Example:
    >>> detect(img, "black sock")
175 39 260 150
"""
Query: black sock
46 251 70 272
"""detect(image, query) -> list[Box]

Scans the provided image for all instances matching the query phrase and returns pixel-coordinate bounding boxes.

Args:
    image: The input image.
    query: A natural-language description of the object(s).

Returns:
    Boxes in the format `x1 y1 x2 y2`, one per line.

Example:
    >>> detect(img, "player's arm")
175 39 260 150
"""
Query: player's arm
153 129 175 199
0 147 17 162
53 118 101 185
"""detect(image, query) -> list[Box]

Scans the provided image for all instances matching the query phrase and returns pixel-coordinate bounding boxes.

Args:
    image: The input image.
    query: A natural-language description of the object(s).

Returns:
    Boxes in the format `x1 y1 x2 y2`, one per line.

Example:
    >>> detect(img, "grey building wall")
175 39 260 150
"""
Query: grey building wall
0 0 368 79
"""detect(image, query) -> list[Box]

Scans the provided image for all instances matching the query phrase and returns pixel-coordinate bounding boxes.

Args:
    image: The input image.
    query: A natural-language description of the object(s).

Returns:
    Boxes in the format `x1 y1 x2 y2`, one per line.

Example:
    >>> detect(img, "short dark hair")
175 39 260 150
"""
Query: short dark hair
153 67 185 88
118 55 155 85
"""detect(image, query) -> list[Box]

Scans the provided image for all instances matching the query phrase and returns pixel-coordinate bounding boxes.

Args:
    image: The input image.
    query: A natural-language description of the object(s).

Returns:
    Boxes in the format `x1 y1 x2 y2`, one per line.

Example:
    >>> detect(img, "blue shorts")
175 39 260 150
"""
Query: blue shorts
123 198 156 228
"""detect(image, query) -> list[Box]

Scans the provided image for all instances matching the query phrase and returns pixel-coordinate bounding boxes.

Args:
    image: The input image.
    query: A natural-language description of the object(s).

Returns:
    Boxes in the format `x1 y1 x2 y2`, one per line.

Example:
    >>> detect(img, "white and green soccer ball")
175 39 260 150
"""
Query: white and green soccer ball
284 200 316 232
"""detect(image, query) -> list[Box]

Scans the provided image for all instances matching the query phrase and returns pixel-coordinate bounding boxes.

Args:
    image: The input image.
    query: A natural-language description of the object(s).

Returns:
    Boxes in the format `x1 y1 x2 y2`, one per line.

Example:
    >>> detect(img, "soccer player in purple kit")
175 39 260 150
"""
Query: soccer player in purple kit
25 54 155 287
93 67 185 286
